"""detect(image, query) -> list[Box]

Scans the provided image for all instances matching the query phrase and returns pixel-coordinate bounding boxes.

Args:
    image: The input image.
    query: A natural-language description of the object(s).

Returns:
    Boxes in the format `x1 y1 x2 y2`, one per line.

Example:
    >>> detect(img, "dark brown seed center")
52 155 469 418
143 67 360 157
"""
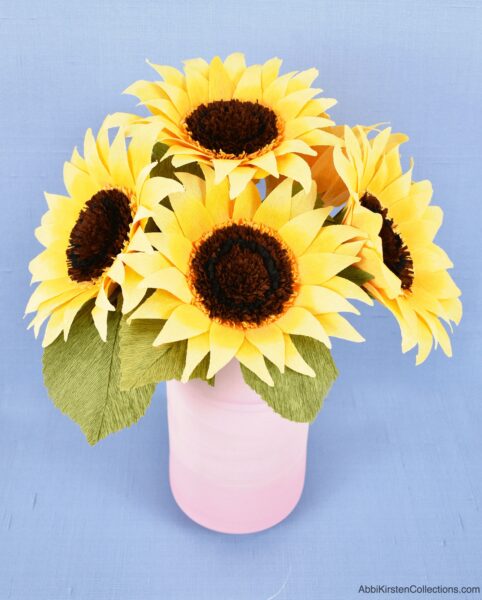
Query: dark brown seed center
360 192 414 290
189 223 295 326
185 99 279 156
66 189 133 283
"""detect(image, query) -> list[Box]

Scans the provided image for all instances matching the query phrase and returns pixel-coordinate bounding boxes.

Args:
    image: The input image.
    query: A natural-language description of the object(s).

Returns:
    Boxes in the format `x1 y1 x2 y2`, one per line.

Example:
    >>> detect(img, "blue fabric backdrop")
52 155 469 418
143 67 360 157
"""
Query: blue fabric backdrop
1 1 481 598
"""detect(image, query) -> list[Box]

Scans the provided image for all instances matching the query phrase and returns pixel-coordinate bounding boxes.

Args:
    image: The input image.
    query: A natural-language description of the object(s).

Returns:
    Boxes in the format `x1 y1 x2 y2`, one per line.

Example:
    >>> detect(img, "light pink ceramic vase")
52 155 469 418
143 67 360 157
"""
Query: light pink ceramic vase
166 360 309 534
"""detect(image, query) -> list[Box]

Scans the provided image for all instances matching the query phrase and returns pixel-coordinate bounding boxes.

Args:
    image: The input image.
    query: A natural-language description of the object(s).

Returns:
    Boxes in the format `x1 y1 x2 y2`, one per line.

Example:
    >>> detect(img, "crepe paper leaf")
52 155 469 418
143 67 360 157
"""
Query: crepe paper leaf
339 265 374 286
150 142 204 182
240 335 338 422
119 318 213 390
42 302 156 445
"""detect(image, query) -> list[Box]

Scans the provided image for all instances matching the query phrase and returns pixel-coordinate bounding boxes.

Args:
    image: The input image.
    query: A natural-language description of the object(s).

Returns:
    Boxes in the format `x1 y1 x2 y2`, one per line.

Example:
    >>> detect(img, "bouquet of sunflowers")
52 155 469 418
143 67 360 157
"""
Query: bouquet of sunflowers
27 54 461 445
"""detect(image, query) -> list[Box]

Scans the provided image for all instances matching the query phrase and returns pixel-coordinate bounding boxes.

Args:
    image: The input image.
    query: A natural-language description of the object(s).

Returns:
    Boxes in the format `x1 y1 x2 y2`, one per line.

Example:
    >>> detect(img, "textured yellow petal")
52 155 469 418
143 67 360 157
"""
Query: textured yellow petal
29 247 68 282
295 285 360 315
290 184 317 217
418 270 461 299
249 151 279 177
212 159 243 184
95 281 116 312
128 289 182 322
170 193 214 241
309 225 364 254
148 232 192 274
287 68 319 93
83 128 111 186
420 311 452 357
123 80 166 102
62 289 97 340
121 252 170 277
274 88 321 121
276 154 312 192
183 57 209 76
140 176 184 211
253 177 293 230
176 172 205 200
120 268 146 314
440 297 462 325
324 276 373 305
90 303 111 342
140 267 192 303
278 207 331 256
154 304 210 346
276 306 331 348
260 57 282 89
106 256 125 285
223 52 247 84
26 277 79 314
108 129 135 190
232 181 262 221
207 322 245 378
127 123 163 181
63 162 99 203
317 313 364 342
335 240 365 257
233 64 262 101
128 228 154 254
275 139 317 157
298 253 359 284
246 324 285 373
284 116 333 139
415 317 434 365
208 56 234 101
146 61 185 88
263 71 295 106
157 82 191 116
184 66 209 107
228 167 256 199
333 147 357 195
284 335 315 377
42 310 66 347
181 333 211 382
152 204 184 237
236 340 274 386
299 128 342 147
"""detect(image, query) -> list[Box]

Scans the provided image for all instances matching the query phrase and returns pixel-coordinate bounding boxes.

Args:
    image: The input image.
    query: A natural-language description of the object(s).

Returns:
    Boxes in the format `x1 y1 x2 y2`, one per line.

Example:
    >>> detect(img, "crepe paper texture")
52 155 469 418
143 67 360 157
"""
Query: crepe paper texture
27 52 462 444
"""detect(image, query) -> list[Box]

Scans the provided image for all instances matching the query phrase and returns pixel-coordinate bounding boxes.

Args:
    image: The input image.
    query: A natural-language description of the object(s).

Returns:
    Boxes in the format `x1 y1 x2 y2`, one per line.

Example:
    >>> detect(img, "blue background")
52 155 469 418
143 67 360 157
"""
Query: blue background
1 1 481 598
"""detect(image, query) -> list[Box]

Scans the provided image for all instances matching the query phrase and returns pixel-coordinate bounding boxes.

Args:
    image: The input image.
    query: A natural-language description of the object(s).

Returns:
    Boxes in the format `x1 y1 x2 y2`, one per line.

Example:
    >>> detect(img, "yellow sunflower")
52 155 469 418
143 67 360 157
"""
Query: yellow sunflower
332 125 462 363
128 170 372 385
26 123 185 346
106 53 341 198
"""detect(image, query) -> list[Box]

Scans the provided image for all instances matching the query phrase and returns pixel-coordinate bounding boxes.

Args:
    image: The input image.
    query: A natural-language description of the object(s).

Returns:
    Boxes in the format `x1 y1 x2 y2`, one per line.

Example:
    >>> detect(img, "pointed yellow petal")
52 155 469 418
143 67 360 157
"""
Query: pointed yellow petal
42 310 65 347
236 340 274 386
140 176 184 210
181 333 211 382
120 268 146 314
212 159 243 184
170 193 214 241
298 253 359 284
128 289 182 322
245 324 285 373
233 65 262 101
223 52 247 84
324 275 373 305
284 335 315 377
274 88 321 121
184 66 209 106
295 285 360 314
63 162 99 203
152 204 184 237
253 177 292 230
207 321 244 378
154 304 210 345
232 181 262 221
91 304 109 342
276 306 331 347
140 267 192 303
249 151 279 177
276 154 312 192
317 313 364 342
228 167 256 198
208 56 234 101
278 207 331 256
148 232 192 274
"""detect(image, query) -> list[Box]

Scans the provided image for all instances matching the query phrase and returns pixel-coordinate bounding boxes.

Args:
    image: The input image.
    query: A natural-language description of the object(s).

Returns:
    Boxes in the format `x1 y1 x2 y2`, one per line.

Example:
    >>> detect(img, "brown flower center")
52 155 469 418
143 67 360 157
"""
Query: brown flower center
360 192 414 290
66 189 133 283
184 99 279 156
189 223 296 327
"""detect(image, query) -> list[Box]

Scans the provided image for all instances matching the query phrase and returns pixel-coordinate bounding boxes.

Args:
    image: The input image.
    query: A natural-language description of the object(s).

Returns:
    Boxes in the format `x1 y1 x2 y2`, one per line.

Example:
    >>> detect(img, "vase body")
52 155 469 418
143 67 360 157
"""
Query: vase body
166 360 309 534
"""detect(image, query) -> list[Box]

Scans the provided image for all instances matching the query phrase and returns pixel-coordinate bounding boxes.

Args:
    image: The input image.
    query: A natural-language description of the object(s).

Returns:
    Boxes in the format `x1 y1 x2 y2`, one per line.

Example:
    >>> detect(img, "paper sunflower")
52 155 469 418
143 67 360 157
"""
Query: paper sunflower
128 171 372 385
107 53 341 198
26 124 184 346
333 126 462 363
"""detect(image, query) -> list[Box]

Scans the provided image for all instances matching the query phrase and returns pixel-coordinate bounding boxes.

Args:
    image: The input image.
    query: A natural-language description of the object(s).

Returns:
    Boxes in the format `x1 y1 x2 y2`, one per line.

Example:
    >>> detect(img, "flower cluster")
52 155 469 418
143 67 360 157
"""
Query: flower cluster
27 54 461 444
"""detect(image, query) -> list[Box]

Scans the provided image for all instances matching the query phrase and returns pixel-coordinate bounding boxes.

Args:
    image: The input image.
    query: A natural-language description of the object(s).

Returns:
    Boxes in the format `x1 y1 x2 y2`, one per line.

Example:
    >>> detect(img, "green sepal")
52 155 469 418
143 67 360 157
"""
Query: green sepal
240 336 338 422
118 318 213 390
42 302 156 445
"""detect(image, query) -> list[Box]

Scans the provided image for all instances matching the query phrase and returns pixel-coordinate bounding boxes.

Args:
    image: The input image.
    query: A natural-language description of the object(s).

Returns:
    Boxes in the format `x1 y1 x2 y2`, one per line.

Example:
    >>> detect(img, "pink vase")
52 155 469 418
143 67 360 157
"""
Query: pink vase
166 360 309 534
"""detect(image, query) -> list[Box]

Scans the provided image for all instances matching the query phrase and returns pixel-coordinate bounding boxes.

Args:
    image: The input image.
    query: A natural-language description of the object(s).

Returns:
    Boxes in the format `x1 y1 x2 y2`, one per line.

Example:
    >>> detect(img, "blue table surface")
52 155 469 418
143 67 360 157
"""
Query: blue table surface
1 1 481 598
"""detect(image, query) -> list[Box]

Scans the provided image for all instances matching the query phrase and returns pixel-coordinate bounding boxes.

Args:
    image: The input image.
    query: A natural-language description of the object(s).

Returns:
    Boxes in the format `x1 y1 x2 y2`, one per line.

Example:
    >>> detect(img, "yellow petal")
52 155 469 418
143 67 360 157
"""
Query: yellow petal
295 285 360 314
228 167 256 199
317 313 364 342
152 204 184 237
223 52 247 84
232 181 262 221
233 64 262 101
236 340 274 386
245 324 285 373
42 310 65 347
148 232 192 274
128 289 182 321
207 321 245 378
91 304 109 342
284 335 315 377
63 162 99 203
181 333 211 382
212 159 243 184
140 176 184 210
274 88 321 121
298 253 359 284
170 193 214 241
276 306 331 348
83 128 110 186
249 151 279 178
324 275 373 306
208 56 234 101
276 153 312 192
253 177 293 230
140 267 192 303
184 66 209 106
108 129 135 190
154 304 210 345
278 207 331 256
120 268 146 314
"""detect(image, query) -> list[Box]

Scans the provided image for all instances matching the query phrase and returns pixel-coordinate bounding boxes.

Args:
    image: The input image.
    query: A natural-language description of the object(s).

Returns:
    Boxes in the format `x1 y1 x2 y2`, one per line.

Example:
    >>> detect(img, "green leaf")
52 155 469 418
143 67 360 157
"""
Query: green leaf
338 265 374 286
150 142 204 182
42 302 156 445
119 318 213 390
240 336 338 422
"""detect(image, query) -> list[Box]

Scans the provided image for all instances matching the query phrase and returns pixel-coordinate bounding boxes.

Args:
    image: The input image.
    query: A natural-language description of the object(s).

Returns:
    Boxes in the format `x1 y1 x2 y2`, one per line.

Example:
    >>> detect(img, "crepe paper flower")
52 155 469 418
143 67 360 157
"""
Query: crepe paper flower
332 125 462 364
105 53 341 199
26 124 184 346
128 170 372 386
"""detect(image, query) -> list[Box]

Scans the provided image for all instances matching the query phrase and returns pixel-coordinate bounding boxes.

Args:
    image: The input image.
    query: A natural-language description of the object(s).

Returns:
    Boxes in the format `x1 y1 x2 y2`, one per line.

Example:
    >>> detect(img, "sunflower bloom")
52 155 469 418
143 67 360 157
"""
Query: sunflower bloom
332 126 462 363
26 124 184 346
107 53 341 198
128 170 372 385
